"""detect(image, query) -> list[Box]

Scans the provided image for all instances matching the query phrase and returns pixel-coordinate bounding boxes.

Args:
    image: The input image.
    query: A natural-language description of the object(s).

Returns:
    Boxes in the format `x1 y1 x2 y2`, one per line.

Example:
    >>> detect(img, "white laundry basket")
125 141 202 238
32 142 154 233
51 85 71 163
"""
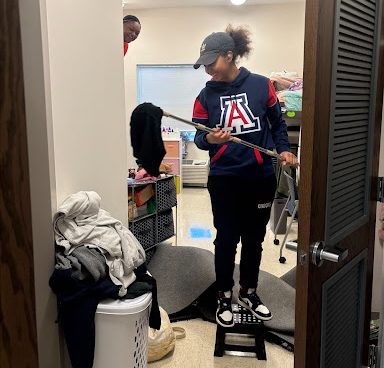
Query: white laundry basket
93 293 152 368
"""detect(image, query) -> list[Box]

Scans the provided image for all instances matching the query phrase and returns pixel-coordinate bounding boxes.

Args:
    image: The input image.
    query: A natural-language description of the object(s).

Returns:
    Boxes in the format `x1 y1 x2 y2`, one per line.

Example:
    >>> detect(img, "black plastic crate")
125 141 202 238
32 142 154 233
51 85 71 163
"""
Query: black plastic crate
129 216 156 250
156 177 177 212
157 209 175 243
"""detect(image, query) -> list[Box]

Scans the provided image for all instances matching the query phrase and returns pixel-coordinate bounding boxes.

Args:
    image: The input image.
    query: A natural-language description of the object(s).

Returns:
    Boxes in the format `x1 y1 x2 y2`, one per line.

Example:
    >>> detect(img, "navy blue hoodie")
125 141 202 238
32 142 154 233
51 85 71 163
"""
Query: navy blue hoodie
193 67 290 178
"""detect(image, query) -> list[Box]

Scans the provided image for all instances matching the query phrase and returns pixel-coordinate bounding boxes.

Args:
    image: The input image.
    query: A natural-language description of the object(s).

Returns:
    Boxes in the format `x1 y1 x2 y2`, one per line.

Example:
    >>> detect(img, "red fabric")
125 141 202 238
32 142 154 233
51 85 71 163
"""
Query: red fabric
254 149 264 164
267 79 278 107
211 145 228 164
193 98 209 119
124 42 129 56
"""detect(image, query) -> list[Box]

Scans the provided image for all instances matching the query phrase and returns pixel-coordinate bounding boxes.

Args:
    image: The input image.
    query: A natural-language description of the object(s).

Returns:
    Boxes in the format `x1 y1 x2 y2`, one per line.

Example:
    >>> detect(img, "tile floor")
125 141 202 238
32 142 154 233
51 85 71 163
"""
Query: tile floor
149 187 297 368
175 187 297 276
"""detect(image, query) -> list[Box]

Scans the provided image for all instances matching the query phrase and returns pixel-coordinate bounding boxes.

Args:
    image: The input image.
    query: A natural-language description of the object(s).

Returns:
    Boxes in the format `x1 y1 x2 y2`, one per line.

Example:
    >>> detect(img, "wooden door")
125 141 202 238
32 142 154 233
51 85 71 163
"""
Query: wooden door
0 0 39 367
295 0 384 367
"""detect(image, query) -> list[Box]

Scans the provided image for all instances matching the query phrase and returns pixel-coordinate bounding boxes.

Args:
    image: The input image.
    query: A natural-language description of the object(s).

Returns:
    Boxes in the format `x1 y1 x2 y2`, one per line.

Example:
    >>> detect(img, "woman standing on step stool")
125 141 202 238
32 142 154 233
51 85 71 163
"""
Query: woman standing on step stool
192 25 298 328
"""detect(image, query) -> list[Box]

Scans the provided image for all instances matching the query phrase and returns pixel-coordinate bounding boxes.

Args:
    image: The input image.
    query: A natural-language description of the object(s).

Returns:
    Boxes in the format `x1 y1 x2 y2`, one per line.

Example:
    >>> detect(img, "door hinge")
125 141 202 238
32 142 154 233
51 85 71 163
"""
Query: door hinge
378 177 384 203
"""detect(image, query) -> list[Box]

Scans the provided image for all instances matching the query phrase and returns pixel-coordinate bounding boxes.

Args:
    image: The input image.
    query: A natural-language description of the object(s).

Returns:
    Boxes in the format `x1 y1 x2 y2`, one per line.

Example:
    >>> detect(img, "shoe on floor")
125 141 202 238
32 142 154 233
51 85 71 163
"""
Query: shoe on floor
216 291 234 328
238 289 273 321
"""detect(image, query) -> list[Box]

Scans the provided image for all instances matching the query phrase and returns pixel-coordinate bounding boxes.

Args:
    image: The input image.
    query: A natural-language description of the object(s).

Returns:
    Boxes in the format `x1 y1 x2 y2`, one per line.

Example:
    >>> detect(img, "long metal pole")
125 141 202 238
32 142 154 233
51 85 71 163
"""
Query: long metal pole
162 111 282 160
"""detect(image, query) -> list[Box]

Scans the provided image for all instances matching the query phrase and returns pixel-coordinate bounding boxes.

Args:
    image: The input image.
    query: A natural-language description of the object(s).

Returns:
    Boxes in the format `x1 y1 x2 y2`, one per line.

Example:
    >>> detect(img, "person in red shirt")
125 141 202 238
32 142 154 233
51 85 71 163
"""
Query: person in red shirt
123 15 141 56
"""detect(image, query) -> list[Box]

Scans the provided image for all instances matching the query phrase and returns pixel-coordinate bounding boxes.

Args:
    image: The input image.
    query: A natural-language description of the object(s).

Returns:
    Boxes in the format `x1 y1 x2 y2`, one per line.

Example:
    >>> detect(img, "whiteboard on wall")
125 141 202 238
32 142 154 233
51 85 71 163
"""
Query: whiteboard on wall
137 64 210 131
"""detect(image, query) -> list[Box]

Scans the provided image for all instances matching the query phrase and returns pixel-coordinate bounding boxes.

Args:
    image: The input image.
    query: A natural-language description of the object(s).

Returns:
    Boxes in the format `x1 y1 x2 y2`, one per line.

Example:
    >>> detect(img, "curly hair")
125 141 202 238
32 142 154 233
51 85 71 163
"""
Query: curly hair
225 24 252 59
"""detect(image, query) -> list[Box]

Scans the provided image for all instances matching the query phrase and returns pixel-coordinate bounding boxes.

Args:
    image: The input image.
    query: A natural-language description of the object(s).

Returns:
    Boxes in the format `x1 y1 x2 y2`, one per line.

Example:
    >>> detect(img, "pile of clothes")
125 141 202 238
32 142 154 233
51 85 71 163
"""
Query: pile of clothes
49 191 160 368
270 71 303 112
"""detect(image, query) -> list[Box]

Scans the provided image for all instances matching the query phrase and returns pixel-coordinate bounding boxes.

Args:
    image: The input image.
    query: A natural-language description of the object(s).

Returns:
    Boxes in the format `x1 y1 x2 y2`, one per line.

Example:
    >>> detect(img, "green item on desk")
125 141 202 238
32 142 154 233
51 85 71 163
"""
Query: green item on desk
287 111 296 118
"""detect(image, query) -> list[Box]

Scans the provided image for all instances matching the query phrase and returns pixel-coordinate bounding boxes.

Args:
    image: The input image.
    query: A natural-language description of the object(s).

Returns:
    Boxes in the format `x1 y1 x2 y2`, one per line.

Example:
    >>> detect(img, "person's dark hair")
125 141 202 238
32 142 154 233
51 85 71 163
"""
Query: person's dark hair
123 15 140 24
225 24 252 59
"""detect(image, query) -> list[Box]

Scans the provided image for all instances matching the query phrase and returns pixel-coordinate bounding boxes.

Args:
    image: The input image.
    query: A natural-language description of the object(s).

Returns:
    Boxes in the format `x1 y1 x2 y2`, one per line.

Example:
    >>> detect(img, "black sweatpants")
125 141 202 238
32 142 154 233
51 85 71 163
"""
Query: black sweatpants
207 175 277 292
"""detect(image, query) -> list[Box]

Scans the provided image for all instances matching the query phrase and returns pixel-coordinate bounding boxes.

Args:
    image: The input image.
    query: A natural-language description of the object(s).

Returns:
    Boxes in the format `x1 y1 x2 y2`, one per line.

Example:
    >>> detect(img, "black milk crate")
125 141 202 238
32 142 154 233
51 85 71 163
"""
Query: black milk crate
156 177 177 212
129 216 156 250
157 209 175 243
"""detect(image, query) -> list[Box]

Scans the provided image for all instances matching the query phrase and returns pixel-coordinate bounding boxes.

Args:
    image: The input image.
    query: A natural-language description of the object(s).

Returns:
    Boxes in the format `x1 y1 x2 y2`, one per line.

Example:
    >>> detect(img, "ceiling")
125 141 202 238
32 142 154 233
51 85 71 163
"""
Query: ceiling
122 0 304 10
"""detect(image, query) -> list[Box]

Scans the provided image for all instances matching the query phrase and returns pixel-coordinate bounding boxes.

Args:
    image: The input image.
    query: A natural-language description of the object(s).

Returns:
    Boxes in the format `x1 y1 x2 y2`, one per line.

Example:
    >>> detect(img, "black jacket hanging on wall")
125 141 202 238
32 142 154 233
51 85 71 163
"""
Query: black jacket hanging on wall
130 103 166 176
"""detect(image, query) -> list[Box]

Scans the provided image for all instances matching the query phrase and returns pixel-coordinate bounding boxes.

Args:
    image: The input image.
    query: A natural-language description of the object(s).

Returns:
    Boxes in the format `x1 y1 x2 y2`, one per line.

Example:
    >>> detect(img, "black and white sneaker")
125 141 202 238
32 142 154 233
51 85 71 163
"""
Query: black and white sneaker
238 290 272 321
216 291 234 328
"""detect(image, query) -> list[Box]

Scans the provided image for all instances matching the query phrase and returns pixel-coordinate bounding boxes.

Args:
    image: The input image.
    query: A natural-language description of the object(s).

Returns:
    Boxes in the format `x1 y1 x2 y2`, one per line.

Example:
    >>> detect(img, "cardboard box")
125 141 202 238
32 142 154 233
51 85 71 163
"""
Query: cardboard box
134 184 155 207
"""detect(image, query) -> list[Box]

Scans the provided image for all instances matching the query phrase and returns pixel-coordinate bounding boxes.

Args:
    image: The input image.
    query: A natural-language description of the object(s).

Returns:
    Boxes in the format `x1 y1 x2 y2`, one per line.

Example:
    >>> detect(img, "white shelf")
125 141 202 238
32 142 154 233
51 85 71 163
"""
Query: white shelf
182 159 209 187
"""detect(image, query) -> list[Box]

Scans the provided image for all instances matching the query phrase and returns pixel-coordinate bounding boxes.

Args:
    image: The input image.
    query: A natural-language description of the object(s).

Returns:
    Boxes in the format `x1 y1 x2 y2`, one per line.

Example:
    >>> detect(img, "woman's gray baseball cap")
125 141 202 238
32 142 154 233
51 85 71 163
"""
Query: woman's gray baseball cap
193 32 235 69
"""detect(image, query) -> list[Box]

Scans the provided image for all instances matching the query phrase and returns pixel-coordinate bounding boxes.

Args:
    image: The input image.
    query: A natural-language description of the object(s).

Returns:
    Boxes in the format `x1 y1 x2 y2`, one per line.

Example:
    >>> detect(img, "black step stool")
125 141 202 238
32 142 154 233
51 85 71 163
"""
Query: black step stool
214 304 266 360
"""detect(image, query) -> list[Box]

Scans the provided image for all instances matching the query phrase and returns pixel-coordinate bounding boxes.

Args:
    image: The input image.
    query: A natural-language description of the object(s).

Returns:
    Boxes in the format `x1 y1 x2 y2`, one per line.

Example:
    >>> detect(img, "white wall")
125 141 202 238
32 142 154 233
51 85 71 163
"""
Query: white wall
46 0 128 223
123 3 306 166
19 0 60 366
20 0 129 366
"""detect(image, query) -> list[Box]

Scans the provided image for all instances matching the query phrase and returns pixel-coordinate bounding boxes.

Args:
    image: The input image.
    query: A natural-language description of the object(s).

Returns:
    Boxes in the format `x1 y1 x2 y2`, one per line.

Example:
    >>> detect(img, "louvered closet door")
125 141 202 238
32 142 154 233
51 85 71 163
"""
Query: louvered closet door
295 0 384 367
326 0 378 245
